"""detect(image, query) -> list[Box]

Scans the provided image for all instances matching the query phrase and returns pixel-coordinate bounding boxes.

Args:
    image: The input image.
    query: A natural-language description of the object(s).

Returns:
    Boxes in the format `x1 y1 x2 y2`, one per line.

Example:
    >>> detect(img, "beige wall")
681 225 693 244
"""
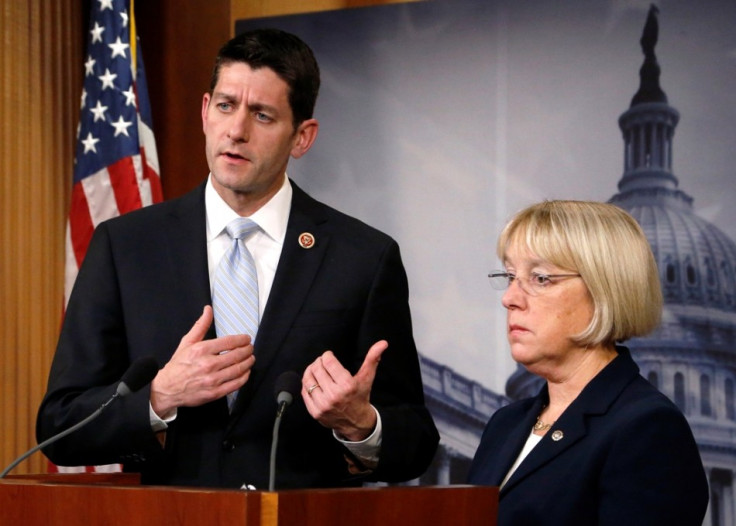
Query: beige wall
0 0 411 476
0 0 81 475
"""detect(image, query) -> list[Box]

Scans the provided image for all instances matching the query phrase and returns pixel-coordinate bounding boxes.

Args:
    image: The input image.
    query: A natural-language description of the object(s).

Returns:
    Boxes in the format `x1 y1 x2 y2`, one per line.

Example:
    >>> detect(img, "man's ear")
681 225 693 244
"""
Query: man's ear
291 119 319 159
201 92 211 133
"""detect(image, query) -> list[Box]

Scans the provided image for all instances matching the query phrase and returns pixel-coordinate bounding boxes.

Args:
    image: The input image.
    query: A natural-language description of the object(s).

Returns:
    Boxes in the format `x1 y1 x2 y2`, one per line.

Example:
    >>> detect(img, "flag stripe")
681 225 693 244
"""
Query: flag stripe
80 169 121 229
142 149 163 204
108 156 144 214
68 183 95 268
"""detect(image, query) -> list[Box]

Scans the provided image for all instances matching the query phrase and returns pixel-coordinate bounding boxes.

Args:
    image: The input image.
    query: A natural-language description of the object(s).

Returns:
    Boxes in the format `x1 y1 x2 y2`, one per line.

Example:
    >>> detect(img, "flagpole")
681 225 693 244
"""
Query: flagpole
130 0 137 78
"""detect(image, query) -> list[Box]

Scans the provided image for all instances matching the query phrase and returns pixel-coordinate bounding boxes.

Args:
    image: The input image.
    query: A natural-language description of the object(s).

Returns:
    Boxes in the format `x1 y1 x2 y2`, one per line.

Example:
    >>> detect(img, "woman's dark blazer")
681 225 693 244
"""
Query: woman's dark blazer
467 347 708 525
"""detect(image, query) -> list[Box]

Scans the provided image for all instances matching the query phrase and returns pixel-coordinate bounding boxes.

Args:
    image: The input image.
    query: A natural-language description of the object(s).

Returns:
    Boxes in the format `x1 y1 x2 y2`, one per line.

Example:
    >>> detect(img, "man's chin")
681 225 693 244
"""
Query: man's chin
211 171 255 193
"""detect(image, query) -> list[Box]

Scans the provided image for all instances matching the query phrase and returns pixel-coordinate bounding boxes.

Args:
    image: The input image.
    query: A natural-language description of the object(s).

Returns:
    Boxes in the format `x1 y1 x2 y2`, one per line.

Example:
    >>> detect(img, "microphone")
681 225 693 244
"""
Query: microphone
268 371 301 491
0 356 159 479
275 370 301 417
116 357 159 396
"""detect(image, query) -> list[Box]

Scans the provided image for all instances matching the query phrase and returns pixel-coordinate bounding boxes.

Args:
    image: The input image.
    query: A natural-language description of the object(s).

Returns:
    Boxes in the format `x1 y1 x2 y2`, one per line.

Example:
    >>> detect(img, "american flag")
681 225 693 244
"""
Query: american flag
52 0 162 474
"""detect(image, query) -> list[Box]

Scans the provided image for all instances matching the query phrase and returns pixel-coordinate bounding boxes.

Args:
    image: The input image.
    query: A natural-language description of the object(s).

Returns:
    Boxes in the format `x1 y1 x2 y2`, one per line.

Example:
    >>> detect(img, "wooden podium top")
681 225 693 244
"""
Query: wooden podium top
0 474 498 526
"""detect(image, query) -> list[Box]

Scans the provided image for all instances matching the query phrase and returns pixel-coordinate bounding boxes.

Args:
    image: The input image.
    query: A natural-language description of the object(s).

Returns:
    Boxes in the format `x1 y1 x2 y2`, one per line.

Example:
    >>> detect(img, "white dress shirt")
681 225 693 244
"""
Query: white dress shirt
205 175 290 314
500 431 542 488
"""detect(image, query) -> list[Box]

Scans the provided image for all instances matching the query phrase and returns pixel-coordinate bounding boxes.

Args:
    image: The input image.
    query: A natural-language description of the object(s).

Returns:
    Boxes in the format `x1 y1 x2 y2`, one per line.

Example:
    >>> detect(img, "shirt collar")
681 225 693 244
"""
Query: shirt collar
205 174 292 243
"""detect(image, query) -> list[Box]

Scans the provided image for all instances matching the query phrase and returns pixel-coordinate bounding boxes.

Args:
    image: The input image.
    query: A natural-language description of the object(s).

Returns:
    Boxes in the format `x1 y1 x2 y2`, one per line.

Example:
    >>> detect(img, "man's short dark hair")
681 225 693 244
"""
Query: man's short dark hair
210 28 321 128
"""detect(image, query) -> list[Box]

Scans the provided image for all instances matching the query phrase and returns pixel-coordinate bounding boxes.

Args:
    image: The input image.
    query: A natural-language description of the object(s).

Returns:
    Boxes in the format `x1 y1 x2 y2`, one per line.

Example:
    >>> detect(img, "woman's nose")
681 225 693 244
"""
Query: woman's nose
501 278 525 309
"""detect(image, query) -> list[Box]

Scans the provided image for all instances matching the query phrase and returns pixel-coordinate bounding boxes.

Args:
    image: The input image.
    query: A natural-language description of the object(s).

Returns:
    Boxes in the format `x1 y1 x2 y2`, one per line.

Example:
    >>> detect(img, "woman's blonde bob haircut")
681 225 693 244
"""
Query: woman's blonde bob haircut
497 200 663 347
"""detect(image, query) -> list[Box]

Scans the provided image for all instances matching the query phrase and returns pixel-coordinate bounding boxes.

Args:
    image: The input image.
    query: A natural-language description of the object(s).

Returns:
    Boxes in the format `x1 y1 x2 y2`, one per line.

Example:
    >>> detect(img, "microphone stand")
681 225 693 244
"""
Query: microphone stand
1 356 158 479
268 400 288 492
267 371 300 491
0 393 119 479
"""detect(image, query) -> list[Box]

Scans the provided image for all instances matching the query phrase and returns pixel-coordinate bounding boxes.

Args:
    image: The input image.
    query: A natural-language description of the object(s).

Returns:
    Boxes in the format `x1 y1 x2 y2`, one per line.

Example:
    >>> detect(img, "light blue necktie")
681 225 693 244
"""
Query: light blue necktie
212 218 260 411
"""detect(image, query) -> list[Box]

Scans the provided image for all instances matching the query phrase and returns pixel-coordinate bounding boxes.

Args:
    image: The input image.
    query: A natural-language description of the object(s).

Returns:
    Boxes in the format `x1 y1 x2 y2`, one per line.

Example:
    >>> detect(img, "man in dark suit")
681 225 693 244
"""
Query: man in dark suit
37 28 438 489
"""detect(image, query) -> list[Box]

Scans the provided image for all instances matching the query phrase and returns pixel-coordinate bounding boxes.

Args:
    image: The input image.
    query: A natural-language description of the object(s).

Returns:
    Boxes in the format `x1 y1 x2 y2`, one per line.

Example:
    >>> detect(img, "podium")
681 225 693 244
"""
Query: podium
0 474 498 525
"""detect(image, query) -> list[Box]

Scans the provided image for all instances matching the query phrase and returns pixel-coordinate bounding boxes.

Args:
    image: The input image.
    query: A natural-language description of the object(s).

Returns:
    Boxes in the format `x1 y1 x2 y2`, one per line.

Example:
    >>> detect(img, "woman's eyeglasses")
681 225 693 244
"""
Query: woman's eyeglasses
488 271 581 296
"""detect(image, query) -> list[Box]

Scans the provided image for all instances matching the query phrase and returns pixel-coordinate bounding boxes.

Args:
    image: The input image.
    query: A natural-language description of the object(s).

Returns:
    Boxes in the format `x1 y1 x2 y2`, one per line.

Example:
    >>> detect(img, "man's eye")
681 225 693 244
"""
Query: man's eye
255 112 272 122
217 103 232 112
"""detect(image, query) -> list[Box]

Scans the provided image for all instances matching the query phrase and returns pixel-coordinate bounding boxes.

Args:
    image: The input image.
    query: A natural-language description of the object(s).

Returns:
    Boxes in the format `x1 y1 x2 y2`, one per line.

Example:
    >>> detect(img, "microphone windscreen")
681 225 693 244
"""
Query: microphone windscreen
277 391 294 406
117 356 159 396
274 371 301 402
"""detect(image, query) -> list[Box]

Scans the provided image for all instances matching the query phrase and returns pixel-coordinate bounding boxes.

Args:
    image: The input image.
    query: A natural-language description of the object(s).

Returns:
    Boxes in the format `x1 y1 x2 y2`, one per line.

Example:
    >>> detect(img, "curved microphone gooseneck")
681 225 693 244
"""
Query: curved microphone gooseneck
0 356 159 479
268 371 301 491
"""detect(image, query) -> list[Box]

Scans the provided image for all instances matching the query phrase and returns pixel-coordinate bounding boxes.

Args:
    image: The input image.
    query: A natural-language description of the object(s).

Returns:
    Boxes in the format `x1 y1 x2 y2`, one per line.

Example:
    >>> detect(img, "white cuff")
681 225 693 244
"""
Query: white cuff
149 402 177 433
333 405 382 466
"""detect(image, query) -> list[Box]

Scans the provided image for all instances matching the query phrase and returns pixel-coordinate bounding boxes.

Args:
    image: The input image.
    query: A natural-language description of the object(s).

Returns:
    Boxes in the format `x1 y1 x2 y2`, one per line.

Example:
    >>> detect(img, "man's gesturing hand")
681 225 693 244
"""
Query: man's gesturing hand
150 305 255 418
302 340 388 442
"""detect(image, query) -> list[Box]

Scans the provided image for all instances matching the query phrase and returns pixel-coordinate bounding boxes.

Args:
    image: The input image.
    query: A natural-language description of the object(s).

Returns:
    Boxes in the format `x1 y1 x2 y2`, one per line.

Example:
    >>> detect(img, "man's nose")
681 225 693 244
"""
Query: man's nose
227 110 250 142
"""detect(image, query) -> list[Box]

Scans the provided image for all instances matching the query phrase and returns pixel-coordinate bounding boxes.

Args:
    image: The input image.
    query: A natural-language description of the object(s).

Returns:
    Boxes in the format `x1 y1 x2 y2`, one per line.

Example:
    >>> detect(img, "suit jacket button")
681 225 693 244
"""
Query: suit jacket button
222 440 235 451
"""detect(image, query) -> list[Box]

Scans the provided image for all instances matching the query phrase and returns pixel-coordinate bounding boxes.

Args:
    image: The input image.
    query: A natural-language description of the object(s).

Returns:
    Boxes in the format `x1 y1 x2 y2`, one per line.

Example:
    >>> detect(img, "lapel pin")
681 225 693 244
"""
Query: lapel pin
551 430 564 441
298 232 315 249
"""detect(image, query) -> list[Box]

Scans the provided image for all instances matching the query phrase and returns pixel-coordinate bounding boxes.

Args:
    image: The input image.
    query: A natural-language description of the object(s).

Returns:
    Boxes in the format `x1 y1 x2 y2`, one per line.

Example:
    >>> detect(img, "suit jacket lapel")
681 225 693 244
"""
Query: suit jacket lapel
229 181 331 416
163 181 214 337
486 398 545 485
501 349 639 494
502 402 589 494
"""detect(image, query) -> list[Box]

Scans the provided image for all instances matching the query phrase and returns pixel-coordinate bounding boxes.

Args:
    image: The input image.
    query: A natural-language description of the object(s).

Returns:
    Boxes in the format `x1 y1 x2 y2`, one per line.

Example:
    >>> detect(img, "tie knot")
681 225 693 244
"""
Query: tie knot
226 218 259 241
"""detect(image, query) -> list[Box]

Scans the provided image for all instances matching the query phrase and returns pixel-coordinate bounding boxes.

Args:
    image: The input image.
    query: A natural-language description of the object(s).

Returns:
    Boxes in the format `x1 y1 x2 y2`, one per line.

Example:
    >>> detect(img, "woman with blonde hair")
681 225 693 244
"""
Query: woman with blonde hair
468 200 708 525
